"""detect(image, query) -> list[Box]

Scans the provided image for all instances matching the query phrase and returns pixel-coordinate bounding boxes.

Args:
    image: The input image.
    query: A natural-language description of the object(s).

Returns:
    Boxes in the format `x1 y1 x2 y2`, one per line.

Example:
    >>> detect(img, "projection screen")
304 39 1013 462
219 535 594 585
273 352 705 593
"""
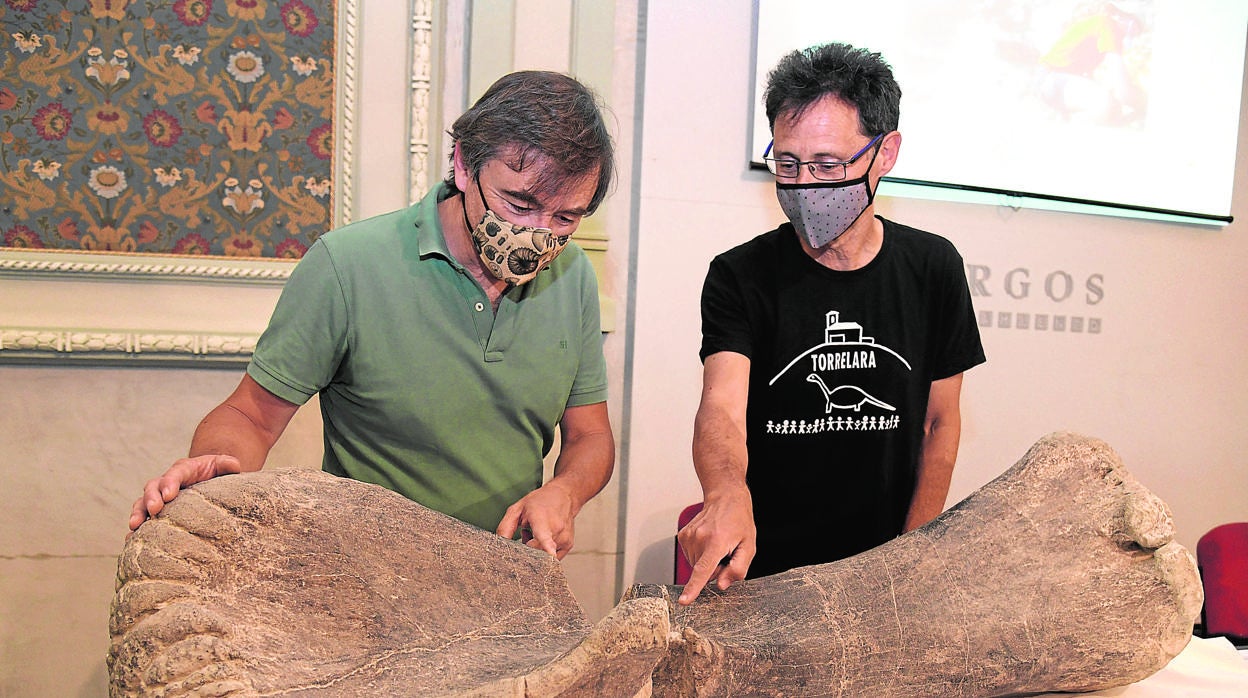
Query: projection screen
751 0 1247 224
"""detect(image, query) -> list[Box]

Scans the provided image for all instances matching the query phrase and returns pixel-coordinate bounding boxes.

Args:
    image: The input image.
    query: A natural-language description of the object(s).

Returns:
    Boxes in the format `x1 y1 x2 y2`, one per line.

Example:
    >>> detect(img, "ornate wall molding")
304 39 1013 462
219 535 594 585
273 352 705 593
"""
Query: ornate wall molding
0 253 292 284
0 327 257 365
335 0 360 225
409 1 435 202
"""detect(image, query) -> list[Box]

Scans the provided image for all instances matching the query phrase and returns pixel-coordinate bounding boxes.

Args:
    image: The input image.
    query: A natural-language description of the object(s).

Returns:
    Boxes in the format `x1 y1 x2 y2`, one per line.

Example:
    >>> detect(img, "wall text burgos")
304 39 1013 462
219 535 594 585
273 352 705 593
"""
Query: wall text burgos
965 265 1104 305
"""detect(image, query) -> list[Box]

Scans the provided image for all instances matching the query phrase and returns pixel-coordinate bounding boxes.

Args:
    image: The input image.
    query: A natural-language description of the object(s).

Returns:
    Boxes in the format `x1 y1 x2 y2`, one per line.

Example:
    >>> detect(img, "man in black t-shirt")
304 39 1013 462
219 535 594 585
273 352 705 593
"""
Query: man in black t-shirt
677 43 985 605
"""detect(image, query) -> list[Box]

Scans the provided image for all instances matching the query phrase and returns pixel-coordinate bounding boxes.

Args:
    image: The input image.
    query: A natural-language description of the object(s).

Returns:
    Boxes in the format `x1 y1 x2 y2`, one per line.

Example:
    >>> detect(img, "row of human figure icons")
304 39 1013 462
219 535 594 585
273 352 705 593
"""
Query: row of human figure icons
765 414 902 435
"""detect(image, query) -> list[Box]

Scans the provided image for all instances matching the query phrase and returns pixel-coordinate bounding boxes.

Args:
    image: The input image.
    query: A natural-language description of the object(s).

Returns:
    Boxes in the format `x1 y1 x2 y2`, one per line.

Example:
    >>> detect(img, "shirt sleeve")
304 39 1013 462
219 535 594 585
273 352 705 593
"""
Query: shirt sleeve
699 254 755 362
928 243 986 381
565 255 609 407
247 239 350 405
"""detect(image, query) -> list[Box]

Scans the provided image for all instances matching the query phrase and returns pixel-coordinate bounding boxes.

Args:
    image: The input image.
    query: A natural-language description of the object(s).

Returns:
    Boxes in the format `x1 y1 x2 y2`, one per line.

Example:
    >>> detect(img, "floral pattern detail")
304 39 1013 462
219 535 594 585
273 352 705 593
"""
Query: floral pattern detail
172 45 201 65
3 223 43 247
86 102 128 135
0 0 334 258
306 121 331 160
227 0 267 23
280 0 318 37
274 237 307 258
31 103 72 140
32 159 61 180
173 0 212 27
143 109 183 148
11 31 41 52
88 0 131 21
88 165 127 198
226 50 265 83
172 232 212 255
85 48 132 88
290 55 317 76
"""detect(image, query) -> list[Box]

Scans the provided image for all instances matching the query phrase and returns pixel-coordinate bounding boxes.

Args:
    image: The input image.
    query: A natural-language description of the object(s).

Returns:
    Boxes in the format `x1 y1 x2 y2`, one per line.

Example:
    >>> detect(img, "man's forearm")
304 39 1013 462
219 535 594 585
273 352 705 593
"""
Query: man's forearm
187 376 299 471
905 417 960 531
549 429 614 515
678 399 757 604
187 404 277 472
906 373 966 532
692 405 750 502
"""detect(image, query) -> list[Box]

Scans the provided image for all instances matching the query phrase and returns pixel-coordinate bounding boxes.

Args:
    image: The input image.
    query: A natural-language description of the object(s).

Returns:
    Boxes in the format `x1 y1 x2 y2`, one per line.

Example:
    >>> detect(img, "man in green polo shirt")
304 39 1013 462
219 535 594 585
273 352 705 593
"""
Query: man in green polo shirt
129 71 615 561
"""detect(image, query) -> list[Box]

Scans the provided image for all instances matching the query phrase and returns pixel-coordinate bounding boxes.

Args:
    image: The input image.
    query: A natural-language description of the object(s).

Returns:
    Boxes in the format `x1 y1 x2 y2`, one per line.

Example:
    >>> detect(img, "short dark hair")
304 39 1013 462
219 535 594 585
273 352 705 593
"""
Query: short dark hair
447 71 615 214
764 43 901 137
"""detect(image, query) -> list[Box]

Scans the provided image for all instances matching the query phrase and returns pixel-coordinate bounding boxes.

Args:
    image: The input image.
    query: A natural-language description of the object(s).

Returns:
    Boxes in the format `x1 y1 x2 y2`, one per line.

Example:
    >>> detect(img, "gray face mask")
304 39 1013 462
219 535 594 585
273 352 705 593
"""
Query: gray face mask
774 144 880 248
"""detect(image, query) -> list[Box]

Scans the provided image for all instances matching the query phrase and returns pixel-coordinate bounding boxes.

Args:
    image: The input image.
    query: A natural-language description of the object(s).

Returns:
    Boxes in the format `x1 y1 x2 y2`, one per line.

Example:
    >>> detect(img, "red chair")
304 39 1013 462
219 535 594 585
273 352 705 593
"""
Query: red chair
1196 522 1248 643
674 502 704 585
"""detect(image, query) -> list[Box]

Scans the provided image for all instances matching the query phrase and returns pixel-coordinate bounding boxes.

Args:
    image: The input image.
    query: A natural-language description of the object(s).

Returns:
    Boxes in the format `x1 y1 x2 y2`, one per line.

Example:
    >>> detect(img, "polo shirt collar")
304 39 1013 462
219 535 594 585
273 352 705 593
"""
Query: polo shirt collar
411 181 461 265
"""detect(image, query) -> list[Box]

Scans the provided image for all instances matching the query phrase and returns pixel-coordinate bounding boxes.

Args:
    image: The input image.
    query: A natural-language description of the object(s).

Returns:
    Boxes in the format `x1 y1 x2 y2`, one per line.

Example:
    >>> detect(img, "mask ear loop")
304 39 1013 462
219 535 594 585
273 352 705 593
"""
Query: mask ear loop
461 198 474 233
861 137 883 204
462 171 493 233
474 175 491 216
461 175 478 233
461 171 494 279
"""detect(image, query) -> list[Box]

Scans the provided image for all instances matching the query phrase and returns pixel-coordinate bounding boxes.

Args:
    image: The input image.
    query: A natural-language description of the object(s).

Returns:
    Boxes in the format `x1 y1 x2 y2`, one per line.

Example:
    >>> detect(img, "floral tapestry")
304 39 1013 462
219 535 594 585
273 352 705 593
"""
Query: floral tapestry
0 0 335 259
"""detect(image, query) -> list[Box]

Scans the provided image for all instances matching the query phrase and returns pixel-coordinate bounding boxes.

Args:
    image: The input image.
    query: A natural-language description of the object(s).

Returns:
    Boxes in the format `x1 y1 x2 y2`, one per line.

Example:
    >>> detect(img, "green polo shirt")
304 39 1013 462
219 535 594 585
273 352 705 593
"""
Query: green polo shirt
248 183 608 531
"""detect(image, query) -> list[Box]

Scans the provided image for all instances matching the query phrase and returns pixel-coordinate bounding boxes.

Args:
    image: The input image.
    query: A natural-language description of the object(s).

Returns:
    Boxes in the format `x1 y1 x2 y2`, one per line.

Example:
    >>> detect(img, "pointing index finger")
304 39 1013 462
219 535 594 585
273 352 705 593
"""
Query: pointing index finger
678 551 730 605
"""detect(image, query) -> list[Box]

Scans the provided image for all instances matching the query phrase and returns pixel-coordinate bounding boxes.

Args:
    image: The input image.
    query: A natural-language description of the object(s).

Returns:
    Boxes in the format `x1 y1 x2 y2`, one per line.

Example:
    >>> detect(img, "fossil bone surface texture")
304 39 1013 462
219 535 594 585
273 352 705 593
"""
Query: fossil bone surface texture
108 469 668 697
630 431 1203 697
109 433 1201 697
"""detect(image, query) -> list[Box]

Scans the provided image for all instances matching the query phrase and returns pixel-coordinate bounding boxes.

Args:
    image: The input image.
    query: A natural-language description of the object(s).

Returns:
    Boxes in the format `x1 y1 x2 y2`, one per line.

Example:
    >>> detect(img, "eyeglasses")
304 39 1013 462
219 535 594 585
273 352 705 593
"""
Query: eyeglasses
762 133 884 181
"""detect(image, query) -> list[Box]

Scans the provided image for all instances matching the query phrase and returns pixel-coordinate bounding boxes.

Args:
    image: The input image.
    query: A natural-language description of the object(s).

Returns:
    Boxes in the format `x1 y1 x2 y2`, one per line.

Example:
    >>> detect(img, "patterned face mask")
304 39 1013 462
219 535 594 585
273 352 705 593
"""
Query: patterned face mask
463 176 571 286
775 144 880 249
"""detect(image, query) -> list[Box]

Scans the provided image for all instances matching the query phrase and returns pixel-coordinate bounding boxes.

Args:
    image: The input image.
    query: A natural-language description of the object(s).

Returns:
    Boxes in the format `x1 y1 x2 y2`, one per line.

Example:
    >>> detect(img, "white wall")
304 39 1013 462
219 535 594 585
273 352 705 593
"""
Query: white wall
622 0 1248 586
353 0 415 218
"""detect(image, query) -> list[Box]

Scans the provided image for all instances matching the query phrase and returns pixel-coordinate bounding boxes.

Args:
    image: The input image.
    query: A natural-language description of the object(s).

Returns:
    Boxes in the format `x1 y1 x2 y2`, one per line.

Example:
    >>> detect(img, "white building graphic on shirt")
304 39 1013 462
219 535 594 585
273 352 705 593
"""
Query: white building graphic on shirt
823 310 873 344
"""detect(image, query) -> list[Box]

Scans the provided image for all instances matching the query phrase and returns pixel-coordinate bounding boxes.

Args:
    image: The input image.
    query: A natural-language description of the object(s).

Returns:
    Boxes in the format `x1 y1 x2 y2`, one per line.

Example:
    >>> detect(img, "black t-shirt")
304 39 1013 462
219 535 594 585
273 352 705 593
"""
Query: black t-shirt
700 217 986 576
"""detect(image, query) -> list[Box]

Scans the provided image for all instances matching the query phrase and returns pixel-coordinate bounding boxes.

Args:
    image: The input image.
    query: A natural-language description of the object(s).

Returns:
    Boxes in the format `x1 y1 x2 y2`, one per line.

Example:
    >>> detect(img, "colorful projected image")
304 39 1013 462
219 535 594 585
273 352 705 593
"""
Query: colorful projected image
987 0 1154 128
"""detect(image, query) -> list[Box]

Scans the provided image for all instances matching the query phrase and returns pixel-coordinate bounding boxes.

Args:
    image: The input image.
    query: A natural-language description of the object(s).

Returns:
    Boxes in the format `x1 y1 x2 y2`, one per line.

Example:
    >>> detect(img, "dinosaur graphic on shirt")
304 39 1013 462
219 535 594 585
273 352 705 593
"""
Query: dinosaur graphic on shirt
805 375 896 413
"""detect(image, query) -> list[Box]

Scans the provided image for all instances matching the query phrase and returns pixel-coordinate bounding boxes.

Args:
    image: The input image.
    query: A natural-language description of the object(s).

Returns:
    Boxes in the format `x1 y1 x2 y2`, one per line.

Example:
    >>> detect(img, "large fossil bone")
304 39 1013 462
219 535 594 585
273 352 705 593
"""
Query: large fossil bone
628 431 1203 697
107 469 668 697
109 433 1201 696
